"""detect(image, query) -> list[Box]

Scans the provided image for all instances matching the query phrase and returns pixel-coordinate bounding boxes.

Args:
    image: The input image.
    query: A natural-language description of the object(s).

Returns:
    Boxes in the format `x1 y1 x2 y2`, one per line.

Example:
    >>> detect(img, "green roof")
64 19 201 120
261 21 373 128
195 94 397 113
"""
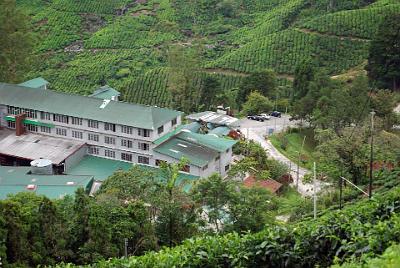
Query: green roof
177 131 237 153
0 166 93 199
154 125 184 145
154 136 218 168
0 83 181 130
67 156 199 192
208 126 231 137
18 77 49 89
89 85 121 100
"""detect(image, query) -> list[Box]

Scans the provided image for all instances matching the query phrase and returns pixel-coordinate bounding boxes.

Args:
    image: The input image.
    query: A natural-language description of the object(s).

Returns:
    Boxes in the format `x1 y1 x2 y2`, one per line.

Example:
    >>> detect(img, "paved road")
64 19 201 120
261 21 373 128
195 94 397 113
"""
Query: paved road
240 117 323 197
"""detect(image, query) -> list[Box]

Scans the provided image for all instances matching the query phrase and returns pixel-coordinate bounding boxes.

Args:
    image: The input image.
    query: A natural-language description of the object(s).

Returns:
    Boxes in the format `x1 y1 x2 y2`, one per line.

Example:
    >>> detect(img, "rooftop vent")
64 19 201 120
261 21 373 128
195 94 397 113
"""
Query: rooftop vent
100 99 111 109
66 181 75 185
177 143 188 148
26 184 36 190
181 129 191 133
169 149 179 154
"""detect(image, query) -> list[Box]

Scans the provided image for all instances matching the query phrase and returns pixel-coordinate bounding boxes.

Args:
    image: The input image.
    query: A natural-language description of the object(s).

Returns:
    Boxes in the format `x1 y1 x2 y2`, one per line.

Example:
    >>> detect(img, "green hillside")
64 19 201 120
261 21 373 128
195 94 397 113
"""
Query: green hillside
19 0 400 107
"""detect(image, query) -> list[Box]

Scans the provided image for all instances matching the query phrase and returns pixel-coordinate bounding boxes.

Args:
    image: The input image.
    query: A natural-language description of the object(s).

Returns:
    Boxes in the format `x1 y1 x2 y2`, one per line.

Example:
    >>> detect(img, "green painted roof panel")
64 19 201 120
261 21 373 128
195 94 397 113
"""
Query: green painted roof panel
177 131 237 152
0 83 181 130
18 77 49 89
89 85 121 100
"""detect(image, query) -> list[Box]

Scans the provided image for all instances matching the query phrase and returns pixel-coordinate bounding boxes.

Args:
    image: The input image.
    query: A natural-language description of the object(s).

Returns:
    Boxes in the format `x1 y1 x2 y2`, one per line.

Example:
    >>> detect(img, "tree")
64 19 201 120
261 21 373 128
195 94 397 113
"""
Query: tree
217 0 237 17
192 174 236 233
237 69 277 105
242 91 273 115
292 60 316 101
167 45 201 113
0 0 35 83
155 160 199 247
199 76 221 110
366 13 400 91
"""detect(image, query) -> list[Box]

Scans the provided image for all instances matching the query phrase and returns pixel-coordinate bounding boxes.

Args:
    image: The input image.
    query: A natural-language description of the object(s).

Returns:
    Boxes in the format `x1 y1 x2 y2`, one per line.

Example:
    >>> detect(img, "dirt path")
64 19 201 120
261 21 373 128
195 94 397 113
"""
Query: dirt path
295 27 370 42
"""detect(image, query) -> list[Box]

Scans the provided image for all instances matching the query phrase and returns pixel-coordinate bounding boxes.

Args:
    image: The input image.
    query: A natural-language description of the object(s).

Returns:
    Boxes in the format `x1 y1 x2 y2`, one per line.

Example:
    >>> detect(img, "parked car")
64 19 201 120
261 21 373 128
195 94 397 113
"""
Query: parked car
270 111 282 118
259 113 271 120
247 115 265 122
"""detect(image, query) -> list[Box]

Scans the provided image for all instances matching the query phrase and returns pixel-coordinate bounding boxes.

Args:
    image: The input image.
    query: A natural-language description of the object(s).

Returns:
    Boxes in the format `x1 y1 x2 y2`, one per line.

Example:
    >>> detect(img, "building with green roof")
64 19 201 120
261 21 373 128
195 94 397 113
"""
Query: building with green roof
0 82 236 179
154 129 237 177
0 166 94 199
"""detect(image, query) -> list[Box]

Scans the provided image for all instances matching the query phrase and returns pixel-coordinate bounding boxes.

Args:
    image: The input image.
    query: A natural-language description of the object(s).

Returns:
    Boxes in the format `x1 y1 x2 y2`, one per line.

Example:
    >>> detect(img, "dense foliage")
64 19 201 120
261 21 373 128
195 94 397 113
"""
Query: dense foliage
10 0 398 107
53 186 400 268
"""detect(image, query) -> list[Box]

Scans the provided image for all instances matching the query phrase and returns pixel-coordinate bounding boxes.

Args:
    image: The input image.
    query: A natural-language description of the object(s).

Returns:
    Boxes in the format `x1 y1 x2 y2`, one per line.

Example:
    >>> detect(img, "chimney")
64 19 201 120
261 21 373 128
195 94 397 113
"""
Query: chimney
15 113 26 136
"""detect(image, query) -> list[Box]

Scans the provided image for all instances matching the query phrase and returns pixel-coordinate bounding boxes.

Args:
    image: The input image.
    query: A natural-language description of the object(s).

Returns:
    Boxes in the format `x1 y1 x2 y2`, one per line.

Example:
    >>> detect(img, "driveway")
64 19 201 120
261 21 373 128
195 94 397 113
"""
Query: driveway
240 116 323 197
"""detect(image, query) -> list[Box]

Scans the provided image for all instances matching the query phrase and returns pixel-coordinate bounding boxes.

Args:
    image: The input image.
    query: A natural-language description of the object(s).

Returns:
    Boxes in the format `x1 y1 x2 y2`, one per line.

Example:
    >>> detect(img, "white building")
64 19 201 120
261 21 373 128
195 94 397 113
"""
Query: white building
0 82 237 177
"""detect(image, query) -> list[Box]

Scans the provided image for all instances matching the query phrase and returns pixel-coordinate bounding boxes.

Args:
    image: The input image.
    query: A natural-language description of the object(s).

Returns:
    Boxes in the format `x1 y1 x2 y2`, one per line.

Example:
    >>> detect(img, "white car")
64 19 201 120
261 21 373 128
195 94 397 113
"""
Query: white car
259 113 271 120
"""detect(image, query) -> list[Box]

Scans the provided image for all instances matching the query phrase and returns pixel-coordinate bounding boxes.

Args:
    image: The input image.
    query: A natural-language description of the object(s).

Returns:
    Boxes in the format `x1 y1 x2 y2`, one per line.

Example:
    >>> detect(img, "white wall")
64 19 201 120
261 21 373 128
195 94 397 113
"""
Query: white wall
64 145 88 172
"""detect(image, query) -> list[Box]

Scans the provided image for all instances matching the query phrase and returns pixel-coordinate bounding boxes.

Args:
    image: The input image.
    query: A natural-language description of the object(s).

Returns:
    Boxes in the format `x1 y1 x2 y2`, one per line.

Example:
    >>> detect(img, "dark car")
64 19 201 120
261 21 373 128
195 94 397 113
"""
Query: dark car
247 115 265 122
270 111 282 118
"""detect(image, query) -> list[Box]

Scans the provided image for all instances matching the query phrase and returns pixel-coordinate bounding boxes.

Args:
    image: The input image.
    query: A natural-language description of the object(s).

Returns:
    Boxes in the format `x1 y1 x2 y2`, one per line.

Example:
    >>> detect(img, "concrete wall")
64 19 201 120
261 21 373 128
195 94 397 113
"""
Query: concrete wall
64 145 88 172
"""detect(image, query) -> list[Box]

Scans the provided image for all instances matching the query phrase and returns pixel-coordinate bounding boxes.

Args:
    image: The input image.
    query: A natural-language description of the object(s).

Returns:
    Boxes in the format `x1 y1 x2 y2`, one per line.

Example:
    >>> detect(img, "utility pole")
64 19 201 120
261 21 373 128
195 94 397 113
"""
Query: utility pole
296 136 306 191
124 238 128 258
369 111 375 199
339 176 343 210
313 162 317 219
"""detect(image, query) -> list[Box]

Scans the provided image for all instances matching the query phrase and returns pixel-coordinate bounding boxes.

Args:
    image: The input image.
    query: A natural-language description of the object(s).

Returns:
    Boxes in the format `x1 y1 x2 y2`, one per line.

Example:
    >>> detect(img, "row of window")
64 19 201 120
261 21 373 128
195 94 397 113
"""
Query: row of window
7 106 177 138
88 147 150 164
55 128 150 150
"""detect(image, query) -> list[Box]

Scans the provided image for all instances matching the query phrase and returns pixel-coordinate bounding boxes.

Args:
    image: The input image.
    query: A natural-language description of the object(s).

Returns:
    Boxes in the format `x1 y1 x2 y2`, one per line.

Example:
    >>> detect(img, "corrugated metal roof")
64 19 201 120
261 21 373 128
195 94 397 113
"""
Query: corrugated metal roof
177 131 237 153
0 83 181 130
186 111 240 127
0 130 85 164
89 85 121 100
0 166 93 199
154 137 218 167
208 126 231 137
18 77 49 89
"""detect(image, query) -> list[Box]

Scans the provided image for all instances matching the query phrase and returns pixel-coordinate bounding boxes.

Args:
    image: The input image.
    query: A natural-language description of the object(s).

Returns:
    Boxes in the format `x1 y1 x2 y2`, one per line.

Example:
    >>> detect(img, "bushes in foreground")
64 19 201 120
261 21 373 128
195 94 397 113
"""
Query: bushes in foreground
54 187 400 268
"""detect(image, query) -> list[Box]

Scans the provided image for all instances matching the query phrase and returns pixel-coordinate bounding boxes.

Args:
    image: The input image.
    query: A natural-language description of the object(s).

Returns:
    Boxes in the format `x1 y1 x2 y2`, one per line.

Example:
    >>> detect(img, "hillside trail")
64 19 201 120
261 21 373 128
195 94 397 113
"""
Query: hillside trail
242 128 324 197
203 68 295 81
294 27 370 42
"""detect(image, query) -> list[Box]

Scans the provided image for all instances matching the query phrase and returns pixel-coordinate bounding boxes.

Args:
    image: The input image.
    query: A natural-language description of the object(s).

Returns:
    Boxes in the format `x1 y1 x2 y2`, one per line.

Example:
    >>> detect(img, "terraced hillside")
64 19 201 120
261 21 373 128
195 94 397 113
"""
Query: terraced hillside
20 0 400 107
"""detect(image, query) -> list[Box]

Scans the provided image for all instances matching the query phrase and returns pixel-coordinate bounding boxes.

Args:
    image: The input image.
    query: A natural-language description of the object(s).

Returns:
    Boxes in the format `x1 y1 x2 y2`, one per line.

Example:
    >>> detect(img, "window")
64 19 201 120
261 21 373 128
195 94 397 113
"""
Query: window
202 164 208 171
71 117 83 125
181 165 190 173
7 106 20 115
138 156 149 165
21 109 37 118
53 114 69 124
88 133 99 142
56 128 67 136
121 139 133 148
121 125 133 134
226 148 230 153
138 142 149 151
88 120 99 129
158 125 164 134
25 124 38 132
225 165 230 171
138 128 150 137
88 147 99 155
215 155 220 161
155 159 166 166
105 150 115 158
172 118 177 126
121 153 133 162
72 130 83 139
40 112 51 120
40 126 51 133
104 123 116 132
105 136 116 145
7 121 15 129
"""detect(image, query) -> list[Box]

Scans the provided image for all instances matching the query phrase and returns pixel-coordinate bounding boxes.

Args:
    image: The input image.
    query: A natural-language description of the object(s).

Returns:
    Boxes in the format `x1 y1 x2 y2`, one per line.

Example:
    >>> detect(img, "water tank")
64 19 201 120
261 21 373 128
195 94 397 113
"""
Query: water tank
30 159 53 175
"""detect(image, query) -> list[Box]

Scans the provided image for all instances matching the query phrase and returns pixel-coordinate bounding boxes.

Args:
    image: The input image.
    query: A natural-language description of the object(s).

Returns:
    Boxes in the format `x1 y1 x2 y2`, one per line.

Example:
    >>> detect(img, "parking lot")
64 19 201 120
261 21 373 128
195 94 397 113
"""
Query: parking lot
239 114 301 137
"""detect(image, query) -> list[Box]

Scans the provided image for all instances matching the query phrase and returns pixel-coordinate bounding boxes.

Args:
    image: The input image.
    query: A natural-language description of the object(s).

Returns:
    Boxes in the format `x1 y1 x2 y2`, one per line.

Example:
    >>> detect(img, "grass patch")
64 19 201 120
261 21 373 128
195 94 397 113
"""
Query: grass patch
269 128 316 169
275 186 304 215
